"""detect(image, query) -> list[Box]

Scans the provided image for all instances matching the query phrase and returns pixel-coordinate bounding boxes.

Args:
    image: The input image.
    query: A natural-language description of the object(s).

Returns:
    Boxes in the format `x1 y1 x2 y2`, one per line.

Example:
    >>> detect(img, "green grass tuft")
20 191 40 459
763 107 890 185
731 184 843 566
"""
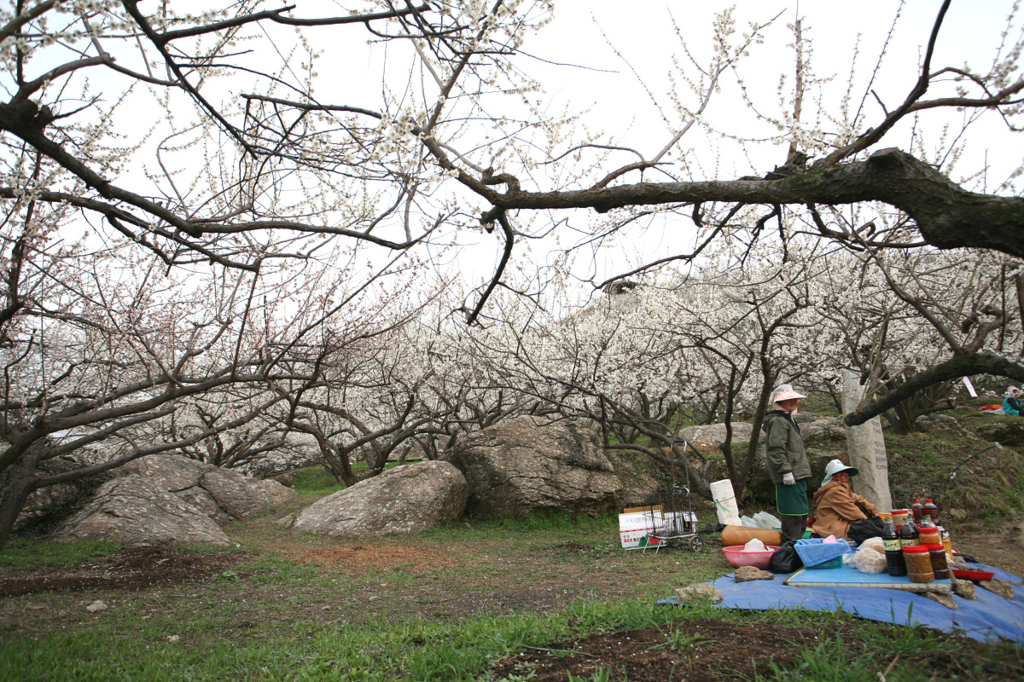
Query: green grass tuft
0 538 123 567
291 466 342 496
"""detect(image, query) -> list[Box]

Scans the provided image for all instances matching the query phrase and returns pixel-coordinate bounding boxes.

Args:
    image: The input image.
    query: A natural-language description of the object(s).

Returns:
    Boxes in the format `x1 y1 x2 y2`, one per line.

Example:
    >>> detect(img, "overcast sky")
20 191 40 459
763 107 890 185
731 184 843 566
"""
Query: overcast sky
444 0 1023 296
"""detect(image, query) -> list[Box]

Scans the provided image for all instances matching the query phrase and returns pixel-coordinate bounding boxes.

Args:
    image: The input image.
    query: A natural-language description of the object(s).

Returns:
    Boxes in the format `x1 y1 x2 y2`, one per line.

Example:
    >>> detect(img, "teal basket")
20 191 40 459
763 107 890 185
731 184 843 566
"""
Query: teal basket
793 538 854 568
806 556 844 570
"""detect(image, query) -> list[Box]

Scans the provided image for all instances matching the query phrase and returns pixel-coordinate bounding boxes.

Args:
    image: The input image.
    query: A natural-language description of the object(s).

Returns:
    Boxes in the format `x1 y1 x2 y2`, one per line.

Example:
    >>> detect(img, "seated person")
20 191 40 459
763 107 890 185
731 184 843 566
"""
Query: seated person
1004 387 1023 416
811 459 884 544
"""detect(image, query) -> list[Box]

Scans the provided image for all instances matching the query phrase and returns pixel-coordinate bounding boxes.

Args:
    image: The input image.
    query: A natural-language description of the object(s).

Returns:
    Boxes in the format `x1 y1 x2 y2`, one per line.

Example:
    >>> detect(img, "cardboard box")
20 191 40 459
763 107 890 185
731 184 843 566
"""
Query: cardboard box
619 511 666 550
620 531 664 550
664 511 698 533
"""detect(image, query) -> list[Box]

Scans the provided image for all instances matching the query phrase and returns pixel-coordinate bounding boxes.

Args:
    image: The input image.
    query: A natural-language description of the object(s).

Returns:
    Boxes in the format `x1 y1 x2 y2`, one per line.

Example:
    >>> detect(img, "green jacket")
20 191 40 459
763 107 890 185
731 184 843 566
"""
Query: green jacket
762 410 811 484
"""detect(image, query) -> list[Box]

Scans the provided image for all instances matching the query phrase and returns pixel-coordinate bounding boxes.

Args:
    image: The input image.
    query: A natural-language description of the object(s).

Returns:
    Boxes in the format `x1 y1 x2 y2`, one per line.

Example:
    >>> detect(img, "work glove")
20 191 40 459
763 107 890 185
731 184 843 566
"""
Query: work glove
782 472 796 486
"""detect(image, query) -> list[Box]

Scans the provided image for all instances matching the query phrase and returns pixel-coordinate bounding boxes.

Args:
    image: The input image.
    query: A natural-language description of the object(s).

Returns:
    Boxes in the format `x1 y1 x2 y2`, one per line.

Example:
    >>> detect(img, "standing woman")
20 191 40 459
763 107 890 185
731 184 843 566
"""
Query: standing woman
762 385 812 544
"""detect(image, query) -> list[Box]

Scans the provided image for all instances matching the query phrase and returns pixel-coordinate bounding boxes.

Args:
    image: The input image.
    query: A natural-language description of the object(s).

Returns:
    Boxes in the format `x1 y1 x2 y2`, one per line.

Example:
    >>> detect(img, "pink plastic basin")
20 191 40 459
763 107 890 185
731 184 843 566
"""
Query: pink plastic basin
723 545 778 570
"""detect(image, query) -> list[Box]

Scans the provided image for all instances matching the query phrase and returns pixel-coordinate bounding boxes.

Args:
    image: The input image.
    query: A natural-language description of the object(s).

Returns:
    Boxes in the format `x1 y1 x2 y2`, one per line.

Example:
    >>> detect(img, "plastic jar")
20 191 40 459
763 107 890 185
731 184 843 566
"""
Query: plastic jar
892 509 909 526
925 543 951 580
902 545 935 583
918 526 940 545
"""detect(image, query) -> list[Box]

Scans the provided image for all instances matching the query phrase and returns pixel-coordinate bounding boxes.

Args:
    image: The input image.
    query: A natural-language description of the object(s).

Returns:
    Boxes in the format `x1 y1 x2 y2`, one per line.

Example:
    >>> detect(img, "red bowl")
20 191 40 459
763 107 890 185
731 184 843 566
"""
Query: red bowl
951 568 996 582
723 545 778 570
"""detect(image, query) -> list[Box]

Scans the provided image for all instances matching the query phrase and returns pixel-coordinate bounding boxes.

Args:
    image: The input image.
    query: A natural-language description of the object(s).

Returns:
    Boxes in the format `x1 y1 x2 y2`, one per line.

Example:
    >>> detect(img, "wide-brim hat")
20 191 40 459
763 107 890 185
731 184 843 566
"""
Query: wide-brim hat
822 458 859 486
1008 386 1020 397
771 384 807 403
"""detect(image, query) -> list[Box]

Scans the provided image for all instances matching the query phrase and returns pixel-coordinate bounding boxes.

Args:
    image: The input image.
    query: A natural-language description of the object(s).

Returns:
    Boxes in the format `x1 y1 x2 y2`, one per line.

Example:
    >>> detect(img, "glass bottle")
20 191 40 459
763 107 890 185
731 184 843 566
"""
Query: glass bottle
900 516 920 549
881 513 907 576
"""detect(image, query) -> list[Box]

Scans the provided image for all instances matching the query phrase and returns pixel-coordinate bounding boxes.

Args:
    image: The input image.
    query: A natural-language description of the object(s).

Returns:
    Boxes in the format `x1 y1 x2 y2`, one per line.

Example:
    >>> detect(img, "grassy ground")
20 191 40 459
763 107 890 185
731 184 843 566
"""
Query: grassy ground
2 415 1024 681
0 511 728 681
3 511 1022 682
2 510 1022 681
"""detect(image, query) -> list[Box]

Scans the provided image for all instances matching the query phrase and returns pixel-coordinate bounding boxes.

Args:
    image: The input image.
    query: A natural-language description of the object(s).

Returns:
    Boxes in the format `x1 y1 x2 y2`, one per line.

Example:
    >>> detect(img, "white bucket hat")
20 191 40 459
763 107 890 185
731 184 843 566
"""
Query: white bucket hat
821 458 859 486
1008 386 1020 397
771 384 807 403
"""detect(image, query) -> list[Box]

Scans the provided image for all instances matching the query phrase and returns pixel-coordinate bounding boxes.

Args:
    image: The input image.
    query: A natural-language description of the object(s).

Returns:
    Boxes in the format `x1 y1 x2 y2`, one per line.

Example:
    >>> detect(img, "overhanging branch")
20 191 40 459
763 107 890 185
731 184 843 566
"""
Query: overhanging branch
844 353 1024 426
475 148 1024 260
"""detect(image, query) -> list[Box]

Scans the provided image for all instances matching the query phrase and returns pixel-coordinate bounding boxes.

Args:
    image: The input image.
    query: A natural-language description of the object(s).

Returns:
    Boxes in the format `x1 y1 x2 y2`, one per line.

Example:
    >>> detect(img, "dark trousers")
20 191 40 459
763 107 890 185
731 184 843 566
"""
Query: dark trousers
848 517 886 545
780 514 808 544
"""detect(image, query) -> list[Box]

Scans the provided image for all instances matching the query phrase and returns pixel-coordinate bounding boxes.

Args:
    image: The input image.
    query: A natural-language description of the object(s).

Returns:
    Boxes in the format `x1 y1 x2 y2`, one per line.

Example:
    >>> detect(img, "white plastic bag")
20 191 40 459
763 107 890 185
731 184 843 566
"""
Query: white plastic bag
743 538 769 552
852 545 888 574
860 537 886 555
752 512 781 529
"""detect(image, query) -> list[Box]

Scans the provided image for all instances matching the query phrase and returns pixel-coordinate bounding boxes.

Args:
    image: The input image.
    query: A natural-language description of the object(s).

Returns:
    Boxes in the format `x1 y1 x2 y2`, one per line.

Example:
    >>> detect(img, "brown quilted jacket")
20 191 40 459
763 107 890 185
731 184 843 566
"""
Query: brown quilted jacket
811 480 878 540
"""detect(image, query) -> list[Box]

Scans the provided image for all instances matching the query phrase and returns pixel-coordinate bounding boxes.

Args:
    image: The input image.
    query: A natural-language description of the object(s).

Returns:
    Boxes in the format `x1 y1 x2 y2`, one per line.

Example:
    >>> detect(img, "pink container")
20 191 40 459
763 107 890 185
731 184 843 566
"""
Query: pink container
722 545 778 570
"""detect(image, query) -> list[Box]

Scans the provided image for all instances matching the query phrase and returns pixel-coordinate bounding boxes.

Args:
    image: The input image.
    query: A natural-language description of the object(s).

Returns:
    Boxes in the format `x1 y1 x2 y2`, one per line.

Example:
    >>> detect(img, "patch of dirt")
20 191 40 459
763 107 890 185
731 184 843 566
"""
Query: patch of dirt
0 545 246 597
277 543 460 571
485 620 1024 682
554 541 596 554
954 529 1024 580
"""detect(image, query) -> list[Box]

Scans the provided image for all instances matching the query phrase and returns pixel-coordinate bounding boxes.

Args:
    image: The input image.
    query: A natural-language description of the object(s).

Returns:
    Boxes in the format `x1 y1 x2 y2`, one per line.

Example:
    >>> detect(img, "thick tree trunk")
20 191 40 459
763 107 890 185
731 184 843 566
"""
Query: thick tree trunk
1016 274 1024 357
0 461 38 552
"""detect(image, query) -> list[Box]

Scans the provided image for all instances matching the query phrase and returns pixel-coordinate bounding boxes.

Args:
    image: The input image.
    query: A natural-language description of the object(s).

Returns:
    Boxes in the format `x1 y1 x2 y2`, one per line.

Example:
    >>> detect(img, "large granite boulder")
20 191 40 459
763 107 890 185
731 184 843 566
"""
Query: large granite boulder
915 414 961 433
54 476 230 546
969 418 1024 446
798 417 849 444
441 416 658 518
680 422 755 448
121 454 296 525
14 482 80 533
11 447 120 534
291 460 467 538
681 417 845 450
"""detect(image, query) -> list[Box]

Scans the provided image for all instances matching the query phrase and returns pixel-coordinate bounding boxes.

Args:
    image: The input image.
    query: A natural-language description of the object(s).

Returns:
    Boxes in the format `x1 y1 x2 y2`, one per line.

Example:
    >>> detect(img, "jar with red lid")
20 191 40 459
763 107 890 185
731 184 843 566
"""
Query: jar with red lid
902 545 934 583
924 543 951 580
892 509 909 526
918 525 940 545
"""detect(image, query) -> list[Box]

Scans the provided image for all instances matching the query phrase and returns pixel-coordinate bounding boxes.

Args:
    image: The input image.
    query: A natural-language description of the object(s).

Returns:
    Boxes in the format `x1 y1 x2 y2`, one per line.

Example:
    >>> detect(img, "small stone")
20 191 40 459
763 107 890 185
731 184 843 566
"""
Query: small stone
979 578 1015 601
86 600 108 613
952 578 977 600
167 635 180 643
275 514 296 528
948 508 967 521
734 566 774 582
672 583 723 605
925 592 958 609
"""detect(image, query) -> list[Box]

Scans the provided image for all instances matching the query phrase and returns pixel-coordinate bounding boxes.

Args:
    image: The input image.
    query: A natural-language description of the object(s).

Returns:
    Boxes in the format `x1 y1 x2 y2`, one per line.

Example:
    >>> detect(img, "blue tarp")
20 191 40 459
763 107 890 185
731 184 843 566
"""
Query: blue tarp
661 564 1024 644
